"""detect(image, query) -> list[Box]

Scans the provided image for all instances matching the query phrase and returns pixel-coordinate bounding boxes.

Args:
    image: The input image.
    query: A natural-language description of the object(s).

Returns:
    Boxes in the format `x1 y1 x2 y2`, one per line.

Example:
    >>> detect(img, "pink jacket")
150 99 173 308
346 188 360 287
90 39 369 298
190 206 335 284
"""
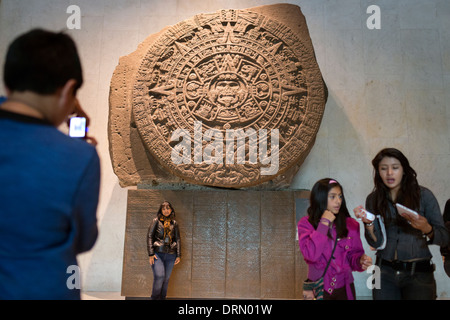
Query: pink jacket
298 216 365 299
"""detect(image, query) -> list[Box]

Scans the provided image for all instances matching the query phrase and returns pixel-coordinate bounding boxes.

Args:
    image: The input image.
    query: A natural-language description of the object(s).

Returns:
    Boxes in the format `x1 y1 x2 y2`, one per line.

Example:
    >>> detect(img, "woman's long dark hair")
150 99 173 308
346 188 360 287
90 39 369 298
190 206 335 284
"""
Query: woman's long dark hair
370 148 420 223
157 200 175 219
307 178 350 238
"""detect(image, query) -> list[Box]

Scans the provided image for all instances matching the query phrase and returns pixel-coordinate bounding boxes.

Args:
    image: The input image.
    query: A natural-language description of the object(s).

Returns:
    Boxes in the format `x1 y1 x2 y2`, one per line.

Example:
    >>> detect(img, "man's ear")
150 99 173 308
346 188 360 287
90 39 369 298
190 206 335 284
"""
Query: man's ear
60 79 77 103
59 79 78 111
54 79 78 126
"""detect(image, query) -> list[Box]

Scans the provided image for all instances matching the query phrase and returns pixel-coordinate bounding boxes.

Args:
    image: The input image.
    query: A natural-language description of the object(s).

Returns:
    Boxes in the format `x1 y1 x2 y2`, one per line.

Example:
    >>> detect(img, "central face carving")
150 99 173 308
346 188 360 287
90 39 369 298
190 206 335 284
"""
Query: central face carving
181 51 273 128
210 73 246 108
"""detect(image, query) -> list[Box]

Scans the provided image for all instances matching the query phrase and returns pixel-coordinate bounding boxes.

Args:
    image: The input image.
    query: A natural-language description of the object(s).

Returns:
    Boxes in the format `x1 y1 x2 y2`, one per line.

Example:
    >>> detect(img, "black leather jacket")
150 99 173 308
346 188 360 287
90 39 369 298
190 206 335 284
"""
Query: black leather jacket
147 215 181 257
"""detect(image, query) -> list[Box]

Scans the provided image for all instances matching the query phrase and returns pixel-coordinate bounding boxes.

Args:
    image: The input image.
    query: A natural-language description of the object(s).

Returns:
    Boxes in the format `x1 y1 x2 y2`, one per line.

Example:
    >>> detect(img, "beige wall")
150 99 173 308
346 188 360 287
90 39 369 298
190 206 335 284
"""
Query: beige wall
1 0 449 298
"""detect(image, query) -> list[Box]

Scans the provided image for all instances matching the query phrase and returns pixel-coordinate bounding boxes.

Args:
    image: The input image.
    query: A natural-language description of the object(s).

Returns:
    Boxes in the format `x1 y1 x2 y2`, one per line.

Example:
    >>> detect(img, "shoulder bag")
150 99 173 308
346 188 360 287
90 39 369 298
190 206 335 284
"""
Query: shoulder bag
302 236 338 300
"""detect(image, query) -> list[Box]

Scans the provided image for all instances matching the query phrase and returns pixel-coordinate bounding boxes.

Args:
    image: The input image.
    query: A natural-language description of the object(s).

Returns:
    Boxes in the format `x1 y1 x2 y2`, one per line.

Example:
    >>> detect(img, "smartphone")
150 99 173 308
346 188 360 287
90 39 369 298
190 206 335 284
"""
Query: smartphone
395 203 419 218
361 209 375 222
69 117 87 138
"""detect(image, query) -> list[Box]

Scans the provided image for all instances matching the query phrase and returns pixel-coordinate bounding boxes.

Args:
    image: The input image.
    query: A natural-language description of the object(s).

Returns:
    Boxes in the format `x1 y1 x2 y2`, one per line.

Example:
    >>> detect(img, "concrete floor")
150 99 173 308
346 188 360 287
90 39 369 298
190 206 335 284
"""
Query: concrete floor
81 292 125 300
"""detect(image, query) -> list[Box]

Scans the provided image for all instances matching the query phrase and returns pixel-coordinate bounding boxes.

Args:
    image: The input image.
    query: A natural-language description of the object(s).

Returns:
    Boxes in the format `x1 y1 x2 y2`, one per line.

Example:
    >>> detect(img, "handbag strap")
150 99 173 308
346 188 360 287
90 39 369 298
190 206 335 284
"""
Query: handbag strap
321 236 338 278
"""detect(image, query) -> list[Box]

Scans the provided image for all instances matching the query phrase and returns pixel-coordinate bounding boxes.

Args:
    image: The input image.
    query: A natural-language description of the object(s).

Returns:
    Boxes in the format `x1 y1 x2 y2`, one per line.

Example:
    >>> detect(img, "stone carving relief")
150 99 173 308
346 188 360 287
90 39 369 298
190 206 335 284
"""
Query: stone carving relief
109 4 327 188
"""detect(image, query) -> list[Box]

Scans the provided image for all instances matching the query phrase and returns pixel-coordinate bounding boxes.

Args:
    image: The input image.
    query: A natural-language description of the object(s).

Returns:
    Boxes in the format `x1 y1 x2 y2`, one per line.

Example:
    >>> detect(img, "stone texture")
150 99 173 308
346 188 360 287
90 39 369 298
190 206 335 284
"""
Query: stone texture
121 189 309 299
109 3 327 188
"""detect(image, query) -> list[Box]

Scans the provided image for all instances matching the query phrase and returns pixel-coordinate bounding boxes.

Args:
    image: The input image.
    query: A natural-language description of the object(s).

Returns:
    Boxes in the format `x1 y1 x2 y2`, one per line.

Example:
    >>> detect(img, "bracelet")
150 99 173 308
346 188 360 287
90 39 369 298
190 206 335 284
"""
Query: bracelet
320 217 330 224
424 226 434 236
364 221 374 227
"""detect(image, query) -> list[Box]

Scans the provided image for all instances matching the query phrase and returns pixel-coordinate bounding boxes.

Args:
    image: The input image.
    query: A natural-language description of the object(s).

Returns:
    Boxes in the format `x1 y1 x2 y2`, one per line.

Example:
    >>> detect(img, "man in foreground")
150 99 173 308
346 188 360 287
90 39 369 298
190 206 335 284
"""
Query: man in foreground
0 29 100 299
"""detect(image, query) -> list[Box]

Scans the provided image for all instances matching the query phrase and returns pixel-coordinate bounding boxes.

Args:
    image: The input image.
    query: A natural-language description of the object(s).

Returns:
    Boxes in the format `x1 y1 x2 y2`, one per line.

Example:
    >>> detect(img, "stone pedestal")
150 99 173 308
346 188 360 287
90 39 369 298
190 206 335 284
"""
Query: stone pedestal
121 189 309 299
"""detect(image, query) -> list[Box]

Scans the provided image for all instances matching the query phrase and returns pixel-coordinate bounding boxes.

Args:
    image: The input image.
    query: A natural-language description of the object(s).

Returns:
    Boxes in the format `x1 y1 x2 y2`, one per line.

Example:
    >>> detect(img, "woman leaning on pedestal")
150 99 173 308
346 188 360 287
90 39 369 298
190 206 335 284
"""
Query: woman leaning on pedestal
147 201 181 300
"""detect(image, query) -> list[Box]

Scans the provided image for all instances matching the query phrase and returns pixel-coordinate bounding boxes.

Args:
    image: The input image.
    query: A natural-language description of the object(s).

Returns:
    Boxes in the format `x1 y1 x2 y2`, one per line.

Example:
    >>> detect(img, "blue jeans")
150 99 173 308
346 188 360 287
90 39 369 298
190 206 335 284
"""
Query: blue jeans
151 252 176 300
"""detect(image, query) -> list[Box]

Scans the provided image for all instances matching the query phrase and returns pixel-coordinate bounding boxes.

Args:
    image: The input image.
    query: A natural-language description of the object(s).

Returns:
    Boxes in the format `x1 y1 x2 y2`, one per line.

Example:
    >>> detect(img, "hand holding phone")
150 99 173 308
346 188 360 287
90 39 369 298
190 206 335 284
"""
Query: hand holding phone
362 209 375 221
353 205 375 222
67 100 97 145
69 116 87 138
395 203 419 220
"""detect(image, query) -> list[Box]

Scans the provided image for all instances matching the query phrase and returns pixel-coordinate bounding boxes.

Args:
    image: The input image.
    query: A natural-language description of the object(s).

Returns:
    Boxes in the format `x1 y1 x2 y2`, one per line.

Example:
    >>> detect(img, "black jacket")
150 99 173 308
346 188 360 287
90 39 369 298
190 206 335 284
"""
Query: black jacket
147 215 181 257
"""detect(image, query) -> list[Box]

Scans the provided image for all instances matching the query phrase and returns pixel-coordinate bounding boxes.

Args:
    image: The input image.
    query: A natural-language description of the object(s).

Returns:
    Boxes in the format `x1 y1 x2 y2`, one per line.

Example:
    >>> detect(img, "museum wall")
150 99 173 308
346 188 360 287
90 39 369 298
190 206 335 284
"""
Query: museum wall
1 0 449 298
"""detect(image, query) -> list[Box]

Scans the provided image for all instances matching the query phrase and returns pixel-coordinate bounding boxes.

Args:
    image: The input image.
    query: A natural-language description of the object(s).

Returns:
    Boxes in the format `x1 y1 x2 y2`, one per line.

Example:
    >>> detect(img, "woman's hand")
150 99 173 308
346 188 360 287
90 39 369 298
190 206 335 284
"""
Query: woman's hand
359 254 373 270
175 257 181 265
353 205 372 224
321 209 336 223
402 213 433 235
149 255 158 265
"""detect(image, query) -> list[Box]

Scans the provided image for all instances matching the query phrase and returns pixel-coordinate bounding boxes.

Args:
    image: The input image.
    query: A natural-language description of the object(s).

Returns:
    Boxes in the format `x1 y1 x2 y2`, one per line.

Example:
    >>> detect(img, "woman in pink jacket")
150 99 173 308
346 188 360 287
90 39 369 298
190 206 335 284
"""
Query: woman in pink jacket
298 178 372 300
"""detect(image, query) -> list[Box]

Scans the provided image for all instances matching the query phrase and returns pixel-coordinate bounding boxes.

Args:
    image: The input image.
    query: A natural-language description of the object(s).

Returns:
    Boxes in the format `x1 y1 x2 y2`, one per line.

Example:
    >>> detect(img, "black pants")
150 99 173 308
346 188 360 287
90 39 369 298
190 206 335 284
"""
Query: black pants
373 263 436 300
323 283 356 300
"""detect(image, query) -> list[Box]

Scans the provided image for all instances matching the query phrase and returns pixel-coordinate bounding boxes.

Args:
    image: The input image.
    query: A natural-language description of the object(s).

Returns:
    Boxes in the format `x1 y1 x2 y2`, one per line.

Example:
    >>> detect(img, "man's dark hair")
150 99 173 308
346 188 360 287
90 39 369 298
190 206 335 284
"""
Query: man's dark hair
3 29 83 95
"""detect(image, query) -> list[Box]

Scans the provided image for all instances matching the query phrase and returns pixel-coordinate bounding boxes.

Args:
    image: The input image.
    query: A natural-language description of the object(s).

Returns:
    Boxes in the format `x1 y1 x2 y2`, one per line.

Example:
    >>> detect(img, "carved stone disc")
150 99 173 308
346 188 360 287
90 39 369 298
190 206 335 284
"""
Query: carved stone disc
131 7 326 188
